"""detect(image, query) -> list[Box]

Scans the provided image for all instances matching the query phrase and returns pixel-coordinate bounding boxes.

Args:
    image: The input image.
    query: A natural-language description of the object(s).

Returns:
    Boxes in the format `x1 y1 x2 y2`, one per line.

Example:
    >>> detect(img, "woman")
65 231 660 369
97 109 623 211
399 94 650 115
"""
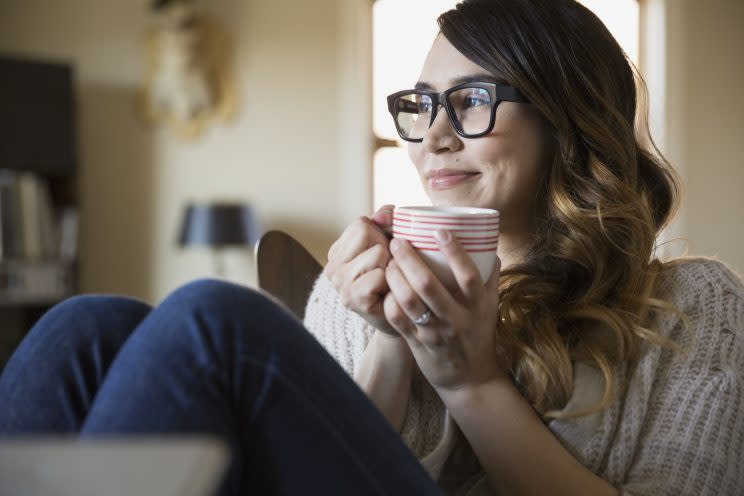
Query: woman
1 0 742 495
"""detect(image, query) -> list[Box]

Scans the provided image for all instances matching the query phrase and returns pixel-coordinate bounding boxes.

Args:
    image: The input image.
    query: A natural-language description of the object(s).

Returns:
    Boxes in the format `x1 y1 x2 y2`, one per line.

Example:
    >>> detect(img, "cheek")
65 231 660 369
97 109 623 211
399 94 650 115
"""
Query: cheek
493 112 549 177
474 130 547 202
470 139 514 186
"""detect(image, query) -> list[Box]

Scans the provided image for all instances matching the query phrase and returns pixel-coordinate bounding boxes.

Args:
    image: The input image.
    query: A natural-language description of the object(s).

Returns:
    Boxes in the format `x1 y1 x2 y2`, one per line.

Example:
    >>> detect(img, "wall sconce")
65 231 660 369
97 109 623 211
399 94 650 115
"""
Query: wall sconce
140 0 237 140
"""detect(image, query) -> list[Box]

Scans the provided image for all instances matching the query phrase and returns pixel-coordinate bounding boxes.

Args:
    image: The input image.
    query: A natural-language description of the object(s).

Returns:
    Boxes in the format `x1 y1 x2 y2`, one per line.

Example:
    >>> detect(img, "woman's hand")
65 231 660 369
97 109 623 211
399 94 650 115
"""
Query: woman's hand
382 229 506 391
325 205 399 335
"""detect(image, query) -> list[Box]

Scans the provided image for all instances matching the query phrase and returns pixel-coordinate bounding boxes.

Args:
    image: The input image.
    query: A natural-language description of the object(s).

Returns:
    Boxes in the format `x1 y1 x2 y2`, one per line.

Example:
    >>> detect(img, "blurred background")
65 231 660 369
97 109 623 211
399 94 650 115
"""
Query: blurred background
0 0 741 359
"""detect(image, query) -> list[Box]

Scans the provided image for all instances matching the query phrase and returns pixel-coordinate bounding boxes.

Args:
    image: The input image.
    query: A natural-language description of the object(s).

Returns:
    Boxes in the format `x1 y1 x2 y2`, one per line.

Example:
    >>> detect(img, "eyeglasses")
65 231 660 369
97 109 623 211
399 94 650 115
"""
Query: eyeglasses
386 81 528 142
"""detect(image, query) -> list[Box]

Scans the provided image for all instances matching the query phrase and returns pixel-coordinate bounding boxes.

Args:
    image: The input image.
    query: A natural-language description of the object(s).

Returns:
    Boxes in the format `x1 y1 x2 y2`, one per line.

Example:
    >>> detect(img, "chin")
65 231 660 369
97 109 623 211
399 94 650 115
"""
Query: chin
431 199 475 208
429 193 494 209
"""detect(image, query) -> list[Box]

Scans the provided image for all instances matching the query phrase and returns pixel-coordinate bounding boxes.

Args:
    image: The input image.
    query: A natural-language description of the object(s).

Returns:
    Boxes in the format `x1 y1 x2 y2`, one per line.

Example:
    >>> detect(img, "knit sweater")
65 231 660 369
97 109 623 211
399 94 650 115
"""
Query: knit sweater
302 258 744 495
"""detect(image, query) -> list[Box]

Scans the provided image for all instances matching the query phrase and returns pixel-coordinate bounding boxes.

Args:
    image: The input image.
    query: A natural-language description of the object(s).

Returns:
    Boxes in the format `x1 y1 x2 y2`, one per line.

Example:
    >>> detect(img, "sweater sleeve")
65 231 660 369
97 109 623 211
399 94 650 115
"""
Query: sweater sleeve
618 259 744 496
302 273 375 378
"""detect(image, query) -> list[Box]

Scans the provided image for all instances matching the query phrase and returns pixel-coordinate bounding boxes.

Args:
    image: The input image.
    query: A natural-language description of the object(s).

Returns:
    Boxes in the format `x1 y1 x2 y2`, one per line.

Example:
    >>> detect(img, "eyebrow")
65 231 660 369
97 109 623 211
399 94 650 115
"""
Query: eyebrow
414 74 502 91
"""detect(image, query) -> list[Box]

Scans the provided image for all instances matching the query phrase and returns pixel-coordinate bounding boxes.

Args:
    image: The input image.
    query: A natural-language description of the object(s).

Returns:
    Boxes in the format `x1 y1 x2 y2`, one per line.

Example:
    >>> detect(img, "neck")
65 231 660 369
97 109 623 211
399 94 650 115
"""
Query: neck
497 228 535 271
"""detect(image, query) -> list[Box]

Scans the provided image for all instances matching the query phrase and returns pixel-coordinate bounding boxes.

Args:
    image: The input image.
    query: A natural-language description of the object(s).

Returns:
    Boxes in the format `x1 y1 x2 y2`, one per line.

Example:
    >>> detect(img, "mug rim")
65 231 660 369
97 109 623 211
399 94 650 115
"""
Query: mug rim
394 205 499 218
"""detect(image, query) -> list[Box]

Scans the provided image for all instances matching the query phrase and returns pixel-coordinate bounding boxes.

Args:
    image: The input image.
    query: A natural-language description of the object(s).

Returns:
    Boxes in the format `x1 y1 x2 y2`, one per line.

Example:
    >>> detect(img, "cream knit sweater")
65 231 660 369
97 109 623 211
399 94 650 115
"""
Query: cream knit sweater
302 258 744 495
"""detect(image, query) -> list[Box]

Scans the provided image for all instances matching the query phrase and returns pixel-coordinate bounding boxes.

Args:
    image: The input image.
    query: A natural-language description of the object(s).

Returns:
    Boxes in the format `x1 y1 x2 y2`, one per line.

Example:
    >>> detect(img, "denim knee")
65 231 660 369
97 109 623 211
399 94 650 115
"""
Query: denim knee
157 278 299 343
164 278 290 317
29 294 152 351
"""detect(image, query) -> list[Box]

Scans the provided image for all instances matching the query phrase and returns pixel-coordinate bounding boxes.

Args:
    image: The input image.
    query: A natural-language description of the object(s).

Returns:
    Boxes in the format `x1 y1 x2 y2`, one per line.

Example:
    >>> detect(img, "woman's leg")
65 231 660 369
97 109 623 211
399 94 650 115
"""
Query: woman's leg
0 296 152 433
81 279 442 496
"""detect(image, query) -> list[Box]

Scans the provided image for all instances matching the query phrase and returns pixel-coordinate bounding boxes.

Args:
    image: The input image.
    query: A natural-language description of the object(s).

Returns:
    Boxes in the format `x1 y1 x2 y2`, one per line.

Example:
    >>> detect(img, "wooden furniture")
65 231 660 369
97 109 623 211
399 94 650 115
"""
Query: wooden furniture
255 230 323 320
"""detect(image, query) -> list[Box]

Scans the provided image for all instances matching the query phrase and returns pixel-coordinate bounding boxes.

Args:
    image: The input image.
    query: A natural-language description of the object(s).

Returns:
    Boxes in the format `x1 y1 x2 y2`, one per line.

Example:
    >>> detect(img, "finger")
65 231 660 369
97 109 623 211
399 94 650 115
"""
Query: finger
350 268 388 314
388 237 458 318
327 217 362 263
384 260 429 322
327 217 389 274
326 220 362 274
383 291 416 339
332 242 391 289
340 266 385 311
347 244 391 282
370 204 395 229
385 261 443 347
433 229 483 300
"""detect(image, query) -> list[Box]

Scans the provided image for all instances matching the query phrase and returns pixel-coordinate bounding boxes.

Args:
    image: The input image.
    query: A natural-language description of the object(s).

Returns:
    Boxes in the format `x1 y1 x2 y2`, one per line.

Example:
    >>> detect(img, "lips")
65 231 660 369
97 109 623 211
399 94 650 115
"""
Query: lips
427 169 480 190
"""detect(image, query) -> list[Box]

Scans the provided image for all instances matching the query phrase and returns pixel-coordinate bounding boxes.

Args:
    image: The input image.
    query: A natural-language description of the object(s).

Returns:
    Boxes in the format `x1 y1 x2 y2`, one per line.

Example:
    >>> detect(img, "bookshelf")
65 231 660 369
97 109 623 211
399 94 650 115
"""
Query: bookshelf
0 55 79 371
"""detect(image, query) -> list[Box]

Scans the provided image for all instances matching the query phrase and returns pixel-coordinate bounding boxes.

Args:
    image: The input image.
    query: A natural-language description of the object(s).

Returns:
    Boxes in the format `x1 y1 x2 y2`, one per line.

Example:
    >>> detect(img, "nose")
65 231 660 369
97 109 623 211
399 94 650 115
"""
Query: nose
421 104 462 153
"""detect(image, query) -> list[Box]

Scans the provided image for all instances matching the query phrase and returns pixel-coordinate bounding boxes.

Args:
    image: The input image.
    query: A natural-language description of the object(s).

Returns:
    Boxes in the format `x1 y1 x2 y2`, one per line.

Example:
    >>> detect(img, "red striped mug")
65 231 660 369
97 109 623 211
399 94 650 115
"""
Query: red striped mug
392 206 499 290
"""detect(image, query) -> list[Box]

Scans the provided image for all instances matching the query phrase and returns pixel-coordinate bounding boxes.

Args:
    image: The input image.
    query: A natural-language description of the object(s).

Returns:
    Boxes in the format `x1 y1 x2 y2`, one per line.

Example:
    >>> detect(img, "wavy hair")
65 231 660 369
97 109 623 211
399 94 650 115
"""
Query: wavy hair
438 0 683 418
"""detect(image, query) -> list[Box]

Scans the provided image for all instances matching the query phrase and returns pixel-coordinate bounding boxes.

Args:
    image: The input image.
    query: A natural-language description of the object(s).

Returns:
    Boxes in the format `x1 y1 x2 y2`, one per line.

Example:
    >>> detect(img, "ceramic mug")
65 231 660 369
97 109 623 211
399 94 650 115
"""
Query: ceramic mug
392 206 499 290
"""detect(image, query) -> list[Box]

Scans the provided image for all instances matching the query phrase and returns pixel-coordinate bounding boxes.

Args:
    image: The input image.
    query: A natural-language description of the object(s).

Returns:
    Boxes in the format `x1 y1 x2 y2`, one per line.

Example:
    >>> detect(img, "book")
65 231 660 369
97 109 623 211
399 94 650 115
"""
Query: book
18 172 41 259
37 177 58 258
59 207 79 261
0 171 22 259
0 170 61 260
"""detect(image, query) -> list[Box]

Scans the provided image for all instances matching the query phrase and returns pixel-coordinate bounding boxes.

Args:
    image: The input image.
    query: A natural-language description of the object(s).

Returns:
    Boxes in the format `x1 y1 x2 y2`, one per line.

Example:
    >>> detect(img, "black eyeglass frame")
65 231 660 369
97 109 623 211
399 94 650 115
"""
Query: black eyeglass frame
386 81 529 142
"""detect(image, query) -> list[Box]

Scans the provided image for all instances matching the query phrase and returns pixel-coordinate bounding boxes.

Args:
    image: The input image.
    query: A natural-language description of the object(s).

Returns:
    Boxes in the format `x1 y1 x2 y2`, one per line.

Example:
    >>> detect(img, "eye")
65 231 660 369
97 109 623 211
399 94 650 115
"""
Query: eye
416 96 433 113
450 87 491 112
463 90 490 109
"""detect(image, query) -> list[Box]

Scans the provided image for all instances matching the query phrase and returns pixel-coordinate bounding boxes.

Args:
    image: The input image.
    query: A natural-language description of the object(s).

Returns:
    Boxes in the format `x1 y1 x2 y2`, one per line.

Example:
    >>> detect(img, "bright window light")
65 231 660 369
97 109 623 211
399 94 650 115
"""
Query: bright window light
577 0 639 63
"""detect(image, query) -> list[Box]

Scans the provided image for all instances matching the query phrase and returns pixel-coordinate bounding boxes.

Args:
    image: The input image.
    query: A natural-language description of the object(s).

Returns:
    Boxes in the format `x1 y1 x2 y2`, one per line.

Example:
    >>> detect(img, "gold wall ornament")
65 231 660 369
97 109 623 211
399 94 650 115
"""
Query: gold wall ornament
139 0 238 140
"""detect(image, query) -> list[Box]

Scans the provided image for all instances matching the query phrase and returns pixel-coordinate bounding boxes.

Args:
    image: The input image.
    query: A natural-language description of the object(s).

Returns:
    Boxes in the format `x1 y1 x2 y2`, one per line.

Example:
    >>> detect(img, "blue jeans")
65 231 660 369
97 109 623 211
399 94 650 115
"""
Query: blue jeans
0 279 443 495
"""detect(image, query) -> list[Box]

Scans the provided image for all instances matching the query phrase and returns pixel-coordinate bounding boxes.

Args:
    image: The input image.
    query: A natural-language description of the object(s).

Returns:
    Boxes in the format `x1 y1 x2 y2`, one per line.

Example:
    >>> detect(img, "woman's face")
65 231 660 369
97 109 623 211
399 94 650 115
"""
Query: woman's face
408 35 551 233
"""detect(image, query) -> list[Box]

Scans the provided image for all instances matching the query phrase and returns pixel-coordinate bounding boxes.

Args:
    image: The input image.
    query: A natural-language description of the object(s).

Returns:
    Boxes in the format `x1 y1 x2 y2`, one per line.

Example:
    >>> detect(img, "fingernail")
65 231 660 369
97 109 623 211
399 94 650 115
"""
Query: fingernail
390 238 401 253
434 230 451 243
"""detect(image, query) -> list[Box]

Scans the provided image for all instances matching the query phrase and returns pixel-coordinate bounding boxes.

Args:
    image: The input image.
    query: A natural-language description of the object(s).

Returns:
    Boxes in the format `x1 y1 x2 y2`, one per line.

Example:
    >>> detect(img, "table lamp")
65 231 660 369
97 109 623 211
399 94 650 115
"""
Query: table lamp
178 202 261 277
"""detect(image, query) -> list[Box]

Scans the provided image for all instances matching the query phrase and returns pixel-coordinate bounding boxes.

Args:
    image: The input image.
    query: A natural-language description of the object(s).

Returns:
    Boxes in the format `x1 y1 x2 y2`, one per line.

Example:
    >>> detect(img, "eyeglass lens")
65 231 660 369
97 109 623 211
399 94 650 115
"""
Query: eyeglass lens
394 86 493 140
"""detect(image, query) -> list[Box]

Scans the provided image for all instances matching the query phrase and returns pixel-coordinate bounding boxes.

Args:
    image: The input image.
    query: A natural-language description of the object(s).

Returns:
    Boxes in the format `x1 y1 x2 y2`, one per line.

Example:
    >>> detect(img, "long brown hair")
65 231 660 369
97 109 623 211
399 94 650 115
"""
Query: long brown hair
438 0 682 418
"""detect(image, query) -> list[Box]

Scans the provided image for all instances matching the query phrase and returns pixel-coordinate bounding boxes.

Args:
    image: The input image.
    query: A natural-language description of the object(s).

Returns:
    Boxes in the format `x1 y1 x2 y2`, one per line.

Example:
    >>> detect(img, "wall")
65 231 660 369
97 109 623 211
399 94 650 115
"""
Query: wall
0 0 370 302
643 0 744 276
680 0 744 275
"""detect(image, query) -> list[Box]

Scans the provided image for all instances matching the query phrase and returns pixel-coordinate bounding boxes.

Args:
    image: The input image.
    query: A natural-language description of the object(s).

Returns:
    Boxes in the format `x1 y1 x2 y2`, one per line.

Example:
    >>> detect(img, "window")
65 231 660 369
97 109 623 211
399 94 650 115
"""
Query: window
577 0 639 63
372 0 459 210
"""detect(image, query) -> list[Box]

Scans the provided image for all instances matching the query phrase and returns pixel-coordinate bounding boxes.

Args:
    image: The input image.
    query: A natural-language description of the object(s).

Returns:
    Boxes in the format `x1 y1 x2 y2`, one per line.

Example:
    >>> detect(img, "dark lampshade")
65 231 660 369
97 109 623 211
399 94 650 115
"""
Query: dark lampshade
178 203 261 248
